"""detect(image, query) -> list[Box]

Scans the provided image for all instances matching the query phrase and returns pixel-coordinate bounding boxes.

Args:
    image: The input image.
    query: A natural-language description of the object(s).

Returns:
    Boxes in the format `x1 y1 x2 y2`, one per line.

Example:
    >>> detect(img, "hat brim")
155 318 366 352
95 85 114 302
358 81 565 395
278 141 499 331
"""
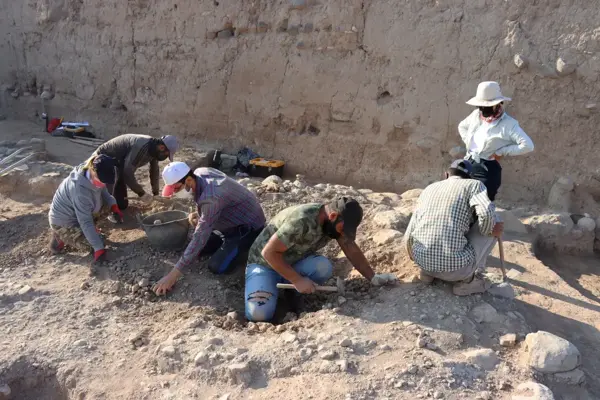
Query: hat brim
169 154 174 162
343 226 358 241
466 96 511 107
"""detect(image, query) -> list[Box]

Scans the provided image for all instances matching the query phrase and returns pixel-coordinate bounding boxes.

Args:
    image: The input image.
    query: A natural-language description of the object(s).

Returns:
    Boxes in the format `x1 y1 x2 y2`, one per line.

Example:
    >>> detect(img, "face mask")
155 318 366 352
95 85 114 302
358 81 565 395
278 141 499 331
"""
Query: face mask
322 217 342 239
479 106 496 118
156 151 169 161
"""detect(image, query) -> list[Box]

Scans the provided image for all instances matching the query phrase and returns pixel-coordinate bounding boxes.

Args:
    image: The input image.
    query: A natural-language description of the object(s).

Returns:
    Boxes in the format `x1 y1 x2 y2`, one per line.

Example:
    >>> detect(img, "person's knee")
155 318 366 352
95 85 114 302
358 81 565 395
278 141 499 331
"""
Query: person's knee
311 256 333 283
245 290 276 322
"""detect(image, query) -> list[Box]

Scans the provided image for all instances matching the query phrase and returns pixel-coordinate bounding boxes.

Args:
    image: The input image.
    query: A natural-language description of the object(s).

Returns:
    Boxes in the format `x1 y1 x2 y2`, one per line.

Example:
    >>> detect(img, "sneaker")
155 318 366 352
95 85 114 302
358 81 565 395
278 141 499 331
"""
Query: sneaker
452 273 491 296
418 270 434 284
49 234 65 254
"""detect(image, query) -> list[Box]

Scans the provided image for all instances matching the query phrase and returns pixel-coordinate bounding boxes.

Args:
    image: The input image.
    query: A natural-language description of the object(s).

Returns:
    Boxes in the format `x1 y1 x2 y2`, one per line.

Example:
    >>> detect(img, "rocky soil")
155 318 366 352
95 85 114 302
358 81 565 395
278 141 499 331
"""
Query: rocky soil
1 126 600 399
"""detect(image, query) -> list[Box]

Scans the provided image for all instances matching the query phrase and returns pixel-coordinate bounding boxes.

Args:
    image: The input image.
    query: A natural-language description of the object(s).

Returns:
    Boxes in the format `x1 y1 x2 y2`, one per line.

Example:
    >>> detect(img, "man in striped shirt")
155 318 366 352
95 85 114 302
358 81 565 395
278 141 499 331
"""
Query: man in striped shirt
153 162 266 295
92 134 179 209
404 160 504 296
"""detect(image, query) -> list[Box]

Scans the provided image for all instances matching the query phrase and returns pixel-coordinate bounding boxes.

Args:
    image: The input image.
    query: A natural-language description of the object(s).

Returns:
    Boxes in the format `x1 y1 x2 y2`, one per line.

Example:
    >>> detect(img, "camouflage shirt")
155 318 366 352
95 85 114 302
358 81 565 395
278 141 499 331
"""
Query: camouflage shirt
247 203 331 267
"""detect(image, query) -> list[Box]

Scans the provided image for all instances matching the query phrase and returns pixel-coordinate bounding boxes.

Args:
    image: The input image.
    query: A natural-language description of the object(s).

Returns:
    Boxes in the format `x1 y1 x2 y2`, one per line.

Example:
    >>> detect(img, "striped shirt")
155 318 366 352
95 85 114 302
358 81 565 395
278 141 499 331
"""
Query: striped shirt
404 176 497 273
175 168 266 272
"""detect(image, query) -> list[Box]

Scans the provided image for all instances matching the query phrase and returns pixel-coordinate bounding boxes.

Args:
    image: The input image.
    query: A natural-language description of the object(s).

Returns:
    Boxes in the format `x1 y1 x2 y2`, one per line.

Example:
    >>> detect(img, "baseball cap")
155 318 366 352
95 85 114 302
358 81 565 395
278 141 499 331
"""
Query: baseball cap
450 159 473 176
161 135 179 161
92 154 116 184
332 197 363 241
162 161 191 185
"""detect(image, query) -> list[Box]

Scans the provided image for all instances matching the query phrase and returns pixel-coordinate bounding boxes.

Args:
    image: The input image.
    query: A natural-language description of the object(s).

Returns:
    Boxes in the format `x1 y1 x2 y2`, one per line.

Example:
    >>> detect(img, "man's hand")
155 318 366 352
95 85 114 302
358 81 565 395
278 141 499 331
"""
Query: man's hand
492 222 504 238
140 192 153 204
153 269 183 296
188 212 199 227
371 273 398 286
292 277 317 294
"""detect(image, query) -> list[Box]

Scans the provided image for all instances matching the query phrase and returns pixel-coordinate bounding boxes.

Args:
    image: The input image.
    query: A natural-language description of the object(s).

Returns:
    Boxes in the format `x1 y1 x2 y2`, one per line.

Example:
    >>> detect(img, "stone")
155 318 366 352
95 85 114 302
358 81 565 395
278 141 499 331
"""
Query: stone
226 311 240 320
227 362 251 385
337 359 349 372
161 345 177 356
138 278 150 287
514 54 528 69
217 30 233 39
471 302 501 323
339 338 353 347
373 210 404 230
512 382 554 400
320 350 338 360
448 145 466 158
281 332 297 343
337 296 347 305
16 139 28 147
488 282 516 299
416 335 428 348
194 351 208 365
208 337 224 346
547 177 574 211
263 175 283 186
551 368 585 385
499 333 517 347
0 384 10 399
400 188 423 199
433 392 444 399
576 217 595 232
73 339 88 347
556 57 576 76
524 331 581 373
218 394 231 400
299 348 313 360
18 285 33 295
372 229 403 245
318 360 339 374
463 348 500 371
379 344 392 352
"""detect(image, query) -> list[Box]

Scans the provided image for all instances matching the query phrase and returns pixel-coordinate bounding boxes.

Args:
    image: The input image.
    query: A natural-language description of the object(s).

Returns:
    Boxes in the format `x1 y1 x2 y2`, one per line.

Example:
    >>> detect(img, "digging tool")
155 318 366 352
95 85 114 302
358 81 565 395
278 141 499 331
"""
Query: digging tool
0 147 33 166
67 138 99 148
277 277 346 295
498 237 507 281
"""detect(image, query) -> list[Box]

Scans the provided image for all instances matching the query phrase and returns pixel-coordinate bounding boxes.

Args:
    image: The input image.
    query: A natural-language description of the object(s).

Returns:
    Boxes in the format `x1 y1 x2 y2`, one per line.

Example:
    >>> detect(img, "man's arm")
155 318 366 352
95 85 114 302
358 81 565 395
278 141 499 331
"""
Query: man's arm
261 235 304 284
469 181 496 236
73 198 104 251
123 151 146 196
458 111 474 145
149 159 160 196
494 124 534 157
337 237 375 281
175 198 221 272
403 212 416 260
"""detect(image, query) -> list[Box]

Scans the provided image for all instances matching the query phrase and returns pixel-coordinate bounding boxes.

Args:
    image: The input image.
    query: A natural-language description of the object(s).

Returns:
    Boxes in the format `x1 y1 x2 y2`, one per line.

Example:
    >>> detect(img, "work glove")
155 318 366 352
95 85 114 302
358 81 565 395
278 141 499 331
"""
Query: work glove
371 273 398 286
92 249 107 265
139 192 153 204
110 204 124 224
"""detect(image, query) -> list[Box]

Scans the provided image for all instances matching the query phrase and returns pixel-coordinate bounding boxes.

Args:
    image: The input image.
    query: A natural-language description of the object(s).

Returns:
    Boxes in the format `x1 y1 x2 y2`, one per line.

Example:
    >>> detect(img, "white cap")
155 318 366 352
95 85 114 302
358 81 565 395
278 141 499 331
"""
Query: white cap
162 162 191 185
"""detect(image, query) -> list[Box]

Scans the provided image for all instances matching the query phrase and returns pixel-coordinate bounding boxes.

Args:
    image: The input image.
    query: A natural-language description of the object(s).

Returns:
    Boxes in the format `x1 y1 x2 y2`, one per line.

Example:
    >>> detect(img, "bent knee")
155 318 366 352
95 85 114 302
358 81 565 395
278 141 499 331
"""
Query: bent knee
245 290 276 322
313 256 333 282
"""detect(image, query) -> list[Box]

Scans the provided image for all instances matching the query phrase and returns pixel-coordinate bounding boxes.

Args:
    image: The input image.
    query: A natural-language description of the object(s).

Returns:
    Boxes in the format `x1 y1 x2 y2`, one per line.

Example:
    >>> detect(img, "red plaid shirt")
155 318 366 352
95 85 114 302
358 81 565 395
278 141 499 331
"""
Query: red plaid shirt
175 168 265 272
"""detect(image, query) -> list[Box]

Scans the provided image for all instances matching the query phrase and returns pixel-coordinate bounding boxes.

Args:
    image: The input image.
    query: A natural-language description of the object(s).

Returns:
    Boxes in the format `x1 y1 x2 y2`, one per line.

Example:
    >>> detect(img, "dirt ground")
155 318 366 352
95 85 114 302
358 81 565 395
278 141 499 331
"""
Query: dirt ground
1 120 600 400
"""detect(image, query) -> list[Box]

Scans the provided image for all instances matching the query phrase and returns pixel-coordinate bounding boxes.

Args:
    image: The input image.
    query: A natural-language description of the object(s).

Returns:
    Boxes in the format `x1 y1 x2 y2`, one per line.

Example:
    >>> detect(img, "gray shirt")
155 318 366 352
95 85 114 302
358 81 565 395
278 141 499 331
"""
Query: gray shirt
93 134 160 196
48 165 116 251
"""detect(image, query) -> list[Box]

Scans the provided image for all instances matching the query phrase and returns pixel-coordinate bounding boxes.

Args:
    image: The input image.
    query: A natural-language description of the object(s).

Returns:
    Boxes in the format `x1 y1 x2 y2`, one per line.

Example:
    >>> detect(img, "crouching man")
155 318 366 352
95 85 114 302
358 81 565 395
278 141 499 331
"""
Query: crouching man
245 197 394 322
404 160 504 296
153 163 266 295
48 154 124 267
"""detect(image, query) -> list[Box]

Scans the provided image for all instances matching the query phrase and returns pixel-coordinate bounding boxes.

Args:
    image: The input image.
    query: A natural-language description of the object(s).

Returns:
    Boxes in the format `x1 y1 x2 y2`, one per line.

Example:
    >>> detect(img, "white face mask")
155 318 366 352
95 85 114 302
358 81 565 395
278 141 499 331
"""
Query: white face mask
173 189 193 199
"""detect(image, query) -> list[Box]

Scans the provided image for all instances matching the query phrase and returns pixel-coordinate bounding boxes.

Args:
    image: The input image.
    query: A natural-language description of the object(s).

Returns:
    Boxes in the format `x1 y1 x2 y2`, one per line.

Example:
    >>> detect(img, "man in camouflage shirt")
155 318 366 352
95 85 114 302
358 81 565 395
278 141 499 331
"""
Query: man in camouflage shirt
245 197 393 322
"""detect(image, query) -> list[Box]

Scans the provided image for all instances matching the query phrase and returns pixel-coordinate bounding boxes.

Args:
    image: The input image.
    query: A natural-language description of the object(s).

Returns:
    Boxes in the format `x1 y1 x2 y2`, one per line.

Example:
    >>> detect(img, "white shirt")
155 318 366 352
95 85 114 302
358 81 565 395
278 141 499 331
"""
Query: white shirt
458 109 534 162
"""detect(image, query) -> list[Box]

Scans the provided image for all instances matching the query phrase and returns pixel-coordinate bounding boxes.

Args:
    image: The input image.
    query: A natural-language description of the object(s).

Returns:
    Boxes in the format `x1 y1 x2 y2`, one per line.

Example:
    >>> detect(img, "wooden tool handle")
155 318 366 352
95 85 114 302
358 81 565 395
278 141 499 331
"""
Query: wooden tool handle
276 283 338 292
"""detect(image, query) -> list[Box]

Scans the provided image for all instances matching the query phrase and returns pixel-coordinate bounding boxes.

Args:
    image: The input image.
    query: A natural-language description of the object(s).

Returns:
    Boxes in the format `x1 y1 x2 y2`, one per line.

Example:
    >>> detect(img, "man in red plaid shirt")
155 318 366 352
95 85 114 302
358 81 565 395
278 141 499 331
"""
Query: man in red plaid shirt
153 162 265 295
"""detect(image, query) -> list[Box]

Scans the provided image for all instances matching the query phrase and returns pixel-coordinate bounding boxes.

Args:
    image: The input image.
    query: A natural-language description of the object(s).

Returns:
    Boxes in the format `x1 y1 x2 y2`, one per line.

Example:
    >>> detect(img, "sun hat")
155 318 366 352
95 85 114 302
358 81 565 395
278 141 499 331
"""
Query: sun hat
466 81 511 107
160 135 179 161
92 154 117 184
450 159 473 176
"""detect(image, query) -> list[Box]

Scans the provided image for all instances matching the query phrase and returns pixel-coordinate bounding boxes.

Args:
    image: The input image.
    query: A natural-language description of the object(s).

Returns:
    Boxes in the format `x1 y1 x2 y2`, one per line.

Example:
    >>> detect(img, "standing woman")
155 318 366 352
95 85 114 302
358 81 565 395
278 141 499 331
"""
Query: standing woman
458 81 534 201
48 154 124 266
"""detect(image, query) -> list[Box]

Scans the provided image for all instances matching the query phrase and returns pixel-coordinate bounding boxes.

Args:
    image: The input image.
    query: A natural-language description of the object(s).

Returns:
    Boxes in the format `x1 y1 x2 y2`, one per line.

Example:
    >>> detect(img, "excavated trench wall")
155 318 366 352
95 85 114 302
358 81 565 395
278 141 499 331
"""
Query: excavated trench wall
1 0 599 203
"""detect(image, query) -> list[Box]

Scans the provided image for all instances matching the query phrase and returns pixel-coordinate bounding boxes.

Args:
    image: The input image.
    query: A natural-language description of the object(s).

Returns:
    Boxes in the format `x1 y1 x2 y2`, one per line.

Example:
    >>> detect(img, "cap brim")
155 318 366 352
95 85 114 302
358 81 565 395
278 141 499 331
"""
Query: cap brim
466 96 511 107
343 226 358 241
169 154 174 162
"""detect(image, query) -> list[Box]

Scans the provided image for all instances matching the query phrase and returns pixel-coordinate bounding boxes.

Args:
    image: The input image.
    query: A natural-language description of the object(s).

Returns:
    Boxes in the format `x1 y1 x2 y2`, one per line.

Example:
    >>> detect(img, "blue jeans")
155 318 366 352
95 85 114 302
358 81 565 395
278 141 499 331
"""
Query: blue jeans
244 255 333 322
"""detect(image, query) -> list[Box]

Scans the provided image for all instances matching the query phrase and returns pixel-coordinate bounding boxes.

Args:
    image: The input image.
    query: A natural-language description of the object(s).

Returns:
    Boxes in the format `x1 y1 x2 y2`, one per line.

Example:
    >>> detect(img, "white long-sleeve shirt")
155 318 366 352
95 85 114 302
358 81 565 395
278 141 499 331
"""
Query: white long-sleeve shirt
458 109 534 162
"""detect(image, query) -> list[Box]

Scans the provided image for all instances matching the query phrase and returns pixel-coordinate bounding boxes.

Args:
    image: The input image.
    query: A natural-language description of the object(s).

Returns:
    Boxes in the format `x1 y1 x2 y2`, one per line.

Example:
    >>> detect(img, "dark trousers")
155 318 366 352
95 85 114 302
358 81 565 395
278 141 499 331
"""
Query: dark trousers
107 167 129 210
199 225 263 275
469 158 502 201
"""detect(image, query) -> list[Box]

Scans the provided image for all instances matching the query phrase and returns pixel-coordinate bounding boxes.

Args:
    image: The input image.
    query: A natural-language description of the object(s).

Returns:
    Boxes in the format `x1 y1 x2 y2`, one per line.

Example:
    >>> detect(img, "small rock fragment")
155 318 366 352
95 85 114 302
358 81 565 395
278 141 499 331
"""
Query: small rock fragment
208 337 224 346
556 57 576 76
281 332 297 344
488 282 516 299
161 345 177 356
524 331 581 373
138 278 150 287
499 333 517 347
18 285 33 295
320 350 338 360
471 302 501 323
339 338 353 347
433 392 444 399
514 54 528 69
194 351 208 365
512 381 554 400
463 348 500 371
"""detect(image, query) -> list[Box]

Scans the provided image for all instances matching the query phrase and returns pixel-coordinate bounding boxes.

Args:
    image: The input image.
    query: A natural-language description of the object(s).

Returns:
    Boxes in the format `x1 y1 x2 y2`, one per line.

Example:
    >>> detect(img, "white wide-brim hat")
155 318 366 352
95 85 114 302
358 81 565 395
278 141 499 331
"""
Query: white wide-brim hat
466 81 512 107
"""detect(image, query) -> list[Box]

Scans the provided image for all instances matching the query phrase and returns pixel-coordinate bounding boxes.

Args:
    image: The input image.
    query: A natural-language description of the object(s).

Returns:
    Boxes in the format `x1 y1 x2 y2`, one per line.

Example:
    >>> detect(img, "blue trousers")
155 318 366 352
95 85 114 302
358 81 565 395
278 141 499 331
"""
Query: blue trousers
244 255 333 322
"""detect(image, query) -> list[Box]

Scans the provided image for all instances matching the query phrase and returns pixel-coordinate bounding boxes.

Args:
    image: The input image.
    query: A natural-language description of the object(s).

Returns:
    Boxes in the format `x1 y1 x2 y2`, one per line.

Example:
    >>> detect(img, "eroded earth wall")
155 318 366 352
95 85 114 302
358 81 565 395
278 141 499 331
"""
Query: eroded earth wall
1 0 599 202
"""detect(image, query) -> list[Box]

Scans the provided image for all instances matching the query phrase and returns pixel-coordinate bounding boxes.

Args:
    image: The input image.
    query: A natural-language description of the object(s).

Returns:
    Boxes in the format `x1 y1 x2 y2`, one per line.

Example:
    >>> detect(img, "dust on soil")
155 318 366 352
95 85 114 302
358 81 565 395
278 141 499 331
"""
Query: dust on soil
1 121 600 400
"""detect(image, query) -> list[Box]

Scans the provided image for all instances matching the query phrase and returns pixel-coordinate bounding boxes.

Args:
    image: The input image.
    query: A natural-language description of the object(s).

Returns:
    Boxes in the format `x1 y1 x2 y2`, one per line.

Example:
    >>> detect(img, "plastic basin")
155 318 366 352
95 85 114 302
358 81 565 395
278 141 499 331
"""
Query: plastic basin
139 210 189 251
